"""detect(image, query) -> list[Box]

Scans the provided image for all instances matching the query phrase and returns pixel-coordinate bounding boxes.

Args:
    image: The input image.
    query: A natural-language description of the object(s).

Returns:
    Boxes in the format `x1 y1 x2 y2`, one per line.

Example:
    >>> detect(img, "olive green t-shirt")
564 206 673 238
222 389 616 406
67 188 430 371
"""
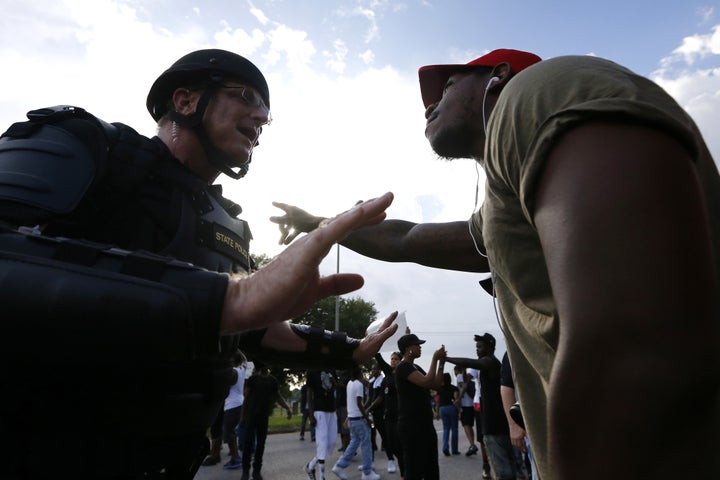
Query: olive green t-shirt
470 55 720 479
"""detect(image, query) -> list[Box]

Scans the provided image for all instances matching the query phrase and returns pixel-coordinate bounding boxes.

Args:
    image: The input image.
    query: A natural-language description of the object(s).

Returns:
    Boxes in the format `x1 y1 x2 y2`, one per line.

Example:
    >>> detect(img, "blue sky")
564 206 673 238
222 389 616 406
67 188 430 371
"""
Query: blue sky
1 0 718 368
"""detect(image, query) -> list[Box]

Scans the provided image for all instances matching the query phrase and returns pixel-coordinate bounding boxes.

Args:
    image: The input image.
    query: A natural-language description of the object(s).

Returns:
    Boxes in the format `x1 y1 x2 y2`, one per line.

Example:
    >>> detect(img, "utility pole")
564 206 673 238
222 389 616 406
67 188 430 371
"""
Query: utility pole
334 243 340 331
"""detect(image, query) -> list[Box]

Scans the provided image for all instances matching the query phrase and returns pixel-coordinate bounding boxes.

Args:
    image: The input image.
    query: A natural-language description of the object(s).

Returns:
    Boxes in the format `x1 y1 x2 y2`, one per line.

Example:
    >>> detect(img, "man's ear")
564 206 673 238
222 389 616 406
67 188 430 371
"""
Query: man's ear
172 88 199 116
488 62 513 90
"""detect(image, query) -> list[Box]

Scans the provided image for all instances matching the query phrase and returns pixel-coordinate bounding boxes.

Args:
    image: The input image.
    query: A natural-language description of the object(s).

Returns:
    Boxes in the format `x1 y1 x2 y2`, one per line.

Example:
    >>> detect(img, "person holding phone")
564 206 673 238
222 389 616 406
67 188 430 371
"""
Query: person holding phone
395 334 446 480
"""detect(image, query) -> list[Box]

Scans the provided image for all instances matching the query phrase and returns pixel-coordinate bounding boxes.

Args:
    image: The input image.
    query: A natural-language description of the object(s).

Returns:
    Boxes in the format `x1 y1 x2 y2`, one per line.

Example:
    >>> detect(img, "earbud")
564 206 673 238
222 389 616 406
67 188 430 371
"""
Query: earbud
485 77 500 91
481 77 500 134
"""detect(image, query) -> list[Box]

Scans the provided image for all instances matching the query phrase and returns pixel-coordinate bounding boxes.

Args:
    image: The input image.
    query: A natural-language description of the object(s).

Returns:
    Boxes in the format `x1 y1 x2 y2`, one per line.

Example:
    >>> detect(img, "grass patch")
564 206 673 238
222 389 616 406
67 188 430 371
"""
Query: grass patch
268 407 303 434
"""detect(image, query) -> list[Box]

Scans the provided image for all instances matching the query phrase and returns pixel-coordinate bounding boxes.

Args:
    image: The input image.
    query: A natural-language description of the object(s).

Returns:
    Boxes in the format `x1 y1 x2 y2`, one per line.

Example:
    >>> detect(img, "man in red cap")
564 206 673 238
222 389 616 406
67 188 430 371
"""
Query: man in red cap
272 49 720 480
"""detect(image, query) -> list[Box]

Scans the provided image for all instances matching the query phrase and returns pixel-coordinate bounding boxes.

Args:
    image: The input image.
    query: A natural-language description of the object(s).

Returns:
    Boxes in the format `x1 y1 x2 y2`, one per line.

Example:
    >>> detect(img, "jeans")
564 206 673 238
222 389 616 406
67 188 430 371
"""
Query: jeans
335 418 373 474
439 405 459 453
484 434 517 480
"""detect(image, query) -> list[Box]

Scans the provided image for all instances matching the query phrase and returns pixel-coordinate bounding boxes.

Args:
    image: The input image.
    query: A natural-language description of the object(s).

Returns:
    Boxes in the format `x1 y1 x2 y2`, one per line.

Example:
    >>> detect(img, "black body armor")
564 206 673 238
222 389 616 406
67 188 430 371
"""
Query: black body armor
0 107 250 479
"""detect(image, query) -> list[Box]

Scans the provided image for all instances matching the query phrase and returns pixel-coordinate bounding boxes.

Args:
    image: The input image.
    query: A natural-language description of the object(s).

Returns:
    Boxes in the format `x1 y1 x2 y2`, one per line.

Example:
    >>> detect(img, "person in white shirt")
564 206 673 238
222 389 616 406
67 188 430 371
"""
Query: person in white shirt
222 351 248 469
332 366 379 480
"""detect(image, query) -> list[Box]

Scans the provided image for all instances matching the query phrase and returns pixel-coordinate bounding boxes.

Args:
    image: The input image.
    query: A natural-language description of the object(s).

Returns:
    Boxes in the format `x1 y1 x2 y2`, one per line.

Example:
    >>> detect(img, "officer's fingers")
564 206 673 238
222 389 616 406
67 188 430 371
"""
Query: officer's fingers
316 193 393 241
376 321 398 342
285 230 301 244
375 312 399 335
317 273 365 298
276 225 289 244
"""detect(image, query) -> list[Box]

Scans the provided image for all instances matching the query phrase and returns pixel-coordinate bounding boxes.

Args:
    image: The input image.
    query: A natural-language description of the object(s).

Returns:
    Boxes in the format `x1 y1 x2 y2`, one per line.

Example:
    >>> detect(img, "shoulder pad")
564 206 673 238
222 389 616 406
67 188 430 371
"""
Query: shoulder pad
0 106 111 225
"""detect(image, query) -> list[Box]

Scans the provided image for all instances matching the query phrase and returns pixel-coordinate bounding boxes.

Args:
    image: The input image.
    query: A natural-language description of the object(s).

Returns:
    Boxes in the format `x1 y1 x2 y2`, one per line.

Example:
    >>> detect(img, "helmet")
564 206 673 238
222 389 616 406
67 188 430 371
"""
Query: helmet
146 49 270 179
146 49 270 122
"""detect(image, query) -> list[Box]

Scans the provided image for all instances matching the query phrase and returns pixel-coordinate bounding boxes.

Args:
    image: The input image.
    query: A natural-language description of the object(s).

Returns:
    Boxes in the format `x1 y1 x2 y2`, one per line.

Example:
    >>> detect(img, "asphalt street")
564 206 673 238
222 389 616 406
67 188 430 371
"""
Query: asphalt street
194 419 490 480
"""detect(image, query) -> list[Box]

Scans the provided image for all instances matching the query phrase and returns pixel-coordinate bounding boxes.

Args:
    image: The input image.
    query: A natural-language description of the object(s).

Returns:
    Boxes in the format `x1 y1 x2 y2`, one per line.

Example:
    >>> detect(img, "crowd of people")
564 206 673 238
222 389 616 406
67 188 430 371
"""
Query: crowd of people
196 330 528 480
2 36 717 480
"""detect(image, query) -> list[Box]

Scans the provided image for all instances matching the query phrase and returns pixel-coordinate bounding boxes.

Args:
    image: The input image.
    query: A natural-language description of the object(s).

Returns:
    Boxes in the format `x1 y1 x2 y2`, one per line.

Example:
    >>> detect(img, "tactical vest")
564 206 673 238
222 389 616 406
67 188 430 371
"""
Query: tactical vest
0 106 252 479
0 105 253 274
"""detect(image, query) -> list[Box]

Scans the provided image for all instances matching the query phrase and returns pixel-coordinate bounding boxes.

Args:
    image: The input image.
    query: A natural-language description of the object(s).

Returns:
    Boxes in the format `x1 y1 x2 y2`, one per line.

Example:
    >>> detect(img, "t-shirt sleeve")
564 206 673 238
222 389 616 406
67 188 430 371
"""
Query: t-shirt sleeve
500 352 514 388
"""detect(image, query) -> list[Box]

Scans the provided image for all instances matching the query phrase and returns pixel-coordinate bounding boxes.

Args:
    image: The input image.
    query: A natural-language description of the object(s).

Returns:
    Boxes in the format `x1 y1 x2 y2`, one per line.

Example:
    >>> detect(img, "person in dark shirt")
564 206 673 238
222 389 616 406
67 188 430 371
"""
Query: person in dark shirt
368 351 403 475
300 382 316 442
240 363 292 480
335 369 351 453
304 369 339 480
395 334 446 480
447 334 516 480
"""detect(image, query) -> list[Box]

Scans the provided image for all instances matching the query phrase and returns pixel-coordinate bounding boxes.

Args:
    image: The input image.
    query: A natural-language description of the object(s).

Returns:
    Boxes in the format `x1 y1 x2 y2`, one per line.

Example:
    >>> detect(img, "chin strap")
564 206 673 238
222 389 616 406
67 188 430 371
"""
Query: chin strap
167 87 249 179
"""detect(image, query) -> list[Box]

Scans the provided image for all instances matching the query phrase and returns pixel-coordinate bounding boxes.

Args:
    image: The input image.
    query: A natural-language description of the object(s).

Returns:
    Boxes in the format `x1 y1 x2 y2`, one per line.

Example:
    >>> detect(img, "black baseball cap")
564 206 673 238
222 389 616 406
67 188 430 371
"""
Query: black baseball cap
474 333 496 348
397 333 426 352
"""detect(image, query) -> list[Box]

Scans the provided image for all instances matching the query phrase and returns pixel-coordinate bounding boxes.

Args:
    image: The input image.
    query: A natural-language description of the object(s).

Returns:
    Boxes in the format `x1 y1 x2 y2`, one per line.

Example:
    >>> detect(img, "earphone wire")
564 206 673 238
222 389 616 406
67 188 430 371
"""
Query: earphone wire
470 81 505 334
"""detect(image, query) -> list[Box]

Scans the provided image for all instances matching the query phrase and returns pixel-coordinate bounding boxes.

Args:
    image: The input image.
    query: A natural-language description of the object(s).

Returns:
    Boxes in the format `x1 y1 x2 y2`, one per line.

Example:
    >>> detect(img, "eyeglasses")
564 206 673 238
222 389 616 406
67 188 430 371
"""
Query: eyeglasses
219 84 272 125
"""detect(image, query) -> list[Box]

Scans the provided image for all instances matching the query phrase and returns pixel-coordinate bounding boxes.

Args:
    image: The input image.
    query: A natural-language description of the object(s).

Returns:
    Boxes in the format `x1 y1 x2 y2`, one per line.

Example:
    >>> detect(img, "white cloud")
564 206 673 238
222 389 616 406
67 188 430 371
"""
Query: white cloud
335 2 381 44
215 23 267 57
359 49 375 65
651 24 720 169
656 24 720 73
265 24 317 73
698 6 715 24
324 39 349 74
249 7 270 26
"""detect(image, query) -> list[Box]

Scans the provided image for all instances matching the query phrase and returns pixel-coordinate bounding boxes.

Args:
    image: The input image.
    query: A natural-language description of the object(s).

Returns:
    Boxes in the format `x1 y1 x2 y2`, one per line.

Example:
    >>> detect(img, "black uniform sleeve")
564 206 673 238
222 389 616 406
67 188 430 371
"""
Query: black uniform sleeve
238 324 361 370
500 351 514 389
0 229 228 361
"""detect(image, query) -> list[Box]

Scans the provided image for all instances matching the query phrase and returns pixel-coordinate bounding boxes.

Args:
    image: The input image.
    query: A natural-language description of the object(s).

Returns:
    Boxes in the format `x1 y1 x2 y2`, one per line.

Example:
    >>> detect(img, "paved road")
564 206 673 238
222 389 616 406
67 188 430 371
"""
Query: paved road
195 419 487 480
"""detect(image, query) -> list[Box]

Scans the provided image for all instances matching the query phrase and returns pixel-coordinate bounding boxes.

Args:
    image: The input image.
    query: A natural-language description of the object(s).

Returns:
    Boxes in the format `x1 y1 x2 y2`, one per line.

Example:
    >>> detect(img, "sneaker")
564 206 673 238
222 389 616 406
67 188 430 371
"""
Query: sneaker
466 444 479 456
482 470 490 480
361 471 381 480
443 449 450 456
387 460 396 473
300 435 305 441
304 463 317 480
223 457 242 470
331 464 348 480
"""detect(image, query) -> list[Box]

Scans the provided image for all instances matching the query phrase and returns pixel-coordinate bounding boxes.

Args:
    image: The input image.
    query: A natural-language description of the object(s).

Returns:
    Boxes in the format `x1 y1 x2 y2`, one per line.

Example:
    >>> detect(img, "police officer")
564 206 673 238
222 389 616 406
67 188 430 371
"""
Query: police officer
0 49 398 479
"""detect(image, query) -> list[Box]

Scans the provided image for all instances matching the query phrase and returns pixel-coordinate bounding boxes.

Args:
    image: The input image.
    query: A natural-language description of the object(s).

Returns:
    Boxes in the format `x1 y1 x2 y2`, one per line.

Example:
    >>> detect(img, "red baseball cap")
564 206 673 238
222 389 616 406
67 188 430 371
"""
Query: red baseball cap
418 48 542 108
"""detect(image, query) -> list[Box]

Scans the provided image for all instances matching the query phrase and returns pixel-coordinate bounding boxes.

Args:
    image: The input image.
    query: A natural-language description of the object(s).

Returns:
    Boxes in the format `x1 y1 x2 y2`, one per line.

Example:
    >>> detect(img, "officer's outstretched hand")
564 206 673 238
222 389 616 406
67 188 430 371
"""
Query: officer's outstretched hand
353 312 399 364
270 202 326 245
221 192 394 333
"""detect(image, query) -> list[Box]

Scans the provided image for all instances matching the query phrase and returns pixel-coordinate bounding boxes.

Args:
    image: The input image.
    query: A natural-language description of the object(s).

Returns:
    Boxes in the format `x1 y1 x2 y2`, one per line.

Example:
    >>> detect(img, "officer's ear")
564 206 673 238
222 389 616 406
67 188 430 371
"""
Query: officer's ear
172 88 199 116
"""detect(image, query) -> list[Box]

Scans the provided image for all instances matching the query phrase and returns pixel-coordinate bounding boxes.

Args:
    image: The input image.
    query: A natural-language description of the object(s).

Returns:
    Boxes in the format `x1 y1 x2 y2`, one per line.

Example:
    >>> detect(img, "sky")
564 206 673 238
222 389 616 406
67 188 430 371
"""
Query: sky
2 0 719 369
